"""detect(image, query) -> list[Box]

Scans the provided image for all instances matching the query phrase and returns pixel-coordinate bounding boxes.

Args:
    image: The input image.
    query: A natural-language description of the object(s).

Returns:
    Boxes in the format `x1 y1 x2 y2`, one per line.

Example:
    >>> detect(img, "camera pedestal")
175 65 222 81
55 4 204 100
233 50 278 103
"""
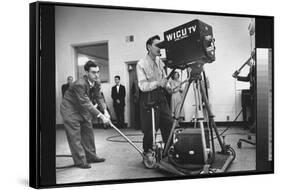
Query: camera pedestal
158 65 236 175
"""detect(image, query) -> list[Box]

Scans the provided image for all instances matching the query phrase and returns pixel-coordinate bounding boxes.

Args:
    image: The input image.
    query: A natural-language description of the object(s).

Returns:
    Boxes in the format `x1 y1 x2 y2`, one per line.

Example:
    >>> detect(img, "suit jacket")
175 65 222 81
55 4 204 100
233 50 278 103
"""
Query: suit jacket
111 84 126 107
60 77 106 122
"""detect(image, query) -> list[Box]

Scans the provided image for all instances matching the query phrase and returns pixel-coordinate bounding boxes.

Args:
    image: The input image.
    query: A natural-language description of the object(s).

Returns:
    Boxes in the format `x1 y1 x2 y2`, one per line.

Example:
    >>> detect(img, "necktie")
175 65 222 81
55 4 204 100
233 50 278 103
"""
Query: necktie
90 87 94 101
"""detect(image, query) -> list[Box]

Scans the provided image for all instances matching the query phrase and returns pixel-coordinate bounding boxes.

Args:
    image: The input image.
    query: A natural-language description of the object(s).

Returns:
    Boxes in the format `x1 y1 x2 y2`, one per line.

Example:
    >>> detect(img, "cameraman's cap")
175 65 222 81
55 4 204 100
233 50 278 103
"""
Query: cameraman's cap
155 40 166 49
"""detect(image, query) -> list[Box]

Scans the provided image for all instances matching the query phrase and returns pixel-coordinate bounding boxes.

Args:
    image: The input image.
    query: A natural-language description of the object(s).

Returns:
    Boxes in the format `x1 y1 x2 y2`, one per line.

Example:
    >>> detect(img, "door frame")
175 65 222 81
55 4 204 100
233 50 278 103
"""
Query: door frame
125 61 138 128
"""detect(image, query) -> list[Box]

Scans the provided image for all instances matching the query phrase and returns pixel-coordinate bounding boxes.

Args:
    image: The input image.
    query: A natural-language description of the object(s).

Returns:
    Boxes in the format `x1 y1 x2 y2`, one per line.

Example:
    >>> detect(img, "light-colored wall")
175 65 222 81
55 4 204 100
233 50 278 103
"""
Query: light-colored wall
55 6 253 125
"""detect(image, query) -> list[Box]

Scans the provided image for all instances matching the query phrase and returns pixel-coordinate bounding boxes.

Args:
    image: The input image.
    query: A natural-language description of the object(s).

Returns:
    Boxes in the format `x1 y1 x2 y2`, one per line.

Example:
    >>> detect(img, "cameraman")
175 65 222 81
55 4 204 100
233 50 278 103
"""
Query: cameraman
136 35 173 164
233 57 256 132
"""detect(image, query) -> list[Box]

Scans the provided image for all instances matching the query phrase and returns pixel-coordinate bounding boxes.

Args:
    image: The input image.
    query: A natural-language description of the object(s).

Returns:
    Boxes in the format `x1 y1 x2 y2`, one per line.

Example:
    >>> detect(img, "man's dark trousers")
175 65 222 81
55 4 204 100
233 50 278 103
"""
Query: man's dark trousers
114 104 125 128
139 88 173 152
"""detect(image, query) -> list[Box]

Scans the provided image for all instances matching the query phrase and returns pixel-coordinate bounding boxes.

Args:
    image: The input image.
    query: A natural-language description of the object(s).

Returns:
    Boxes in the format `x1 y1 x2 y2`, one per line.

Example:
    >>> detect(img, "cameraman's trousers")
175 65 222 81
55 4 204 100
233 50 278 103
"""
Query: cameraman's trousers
139 88 173 153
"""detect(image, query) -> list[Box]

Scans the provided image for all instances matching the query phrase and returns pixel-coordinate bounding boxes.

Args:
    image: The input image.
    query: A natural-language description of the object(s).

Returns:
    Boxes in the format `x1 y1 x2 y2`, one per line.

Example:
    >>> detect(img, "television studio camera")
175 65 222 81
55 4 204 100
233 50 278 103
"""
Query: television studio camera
153 19 236 175
107 19 236 175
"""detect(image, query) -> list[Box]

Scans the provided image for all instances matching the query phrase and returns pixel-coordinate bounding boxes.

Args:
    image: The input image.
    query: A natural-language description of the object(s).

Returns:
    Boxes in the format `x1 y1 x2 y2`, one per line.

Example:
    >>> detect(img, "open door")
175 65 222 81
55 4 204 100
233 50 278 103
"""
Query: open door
127 61 141 129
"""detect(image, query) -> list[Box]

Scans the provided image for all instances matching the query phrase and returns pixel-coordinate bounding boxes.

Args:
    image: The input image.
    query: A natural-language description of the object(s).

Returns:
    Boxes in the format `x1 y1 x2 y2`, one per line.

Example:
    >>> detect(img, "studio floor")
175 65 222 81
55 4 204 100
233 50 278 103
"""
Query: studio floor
56 126 256 184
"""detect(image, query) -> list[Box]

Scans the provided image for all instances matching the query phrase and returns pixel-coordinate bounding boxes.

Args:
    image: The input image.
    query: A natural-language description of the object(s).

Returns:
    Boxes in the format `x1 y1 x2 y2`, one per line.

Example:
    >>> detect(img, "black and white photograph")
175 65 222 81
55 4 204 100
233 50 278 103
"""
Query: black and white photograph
28 1 274 189
2 0 281 190
53 4 270 184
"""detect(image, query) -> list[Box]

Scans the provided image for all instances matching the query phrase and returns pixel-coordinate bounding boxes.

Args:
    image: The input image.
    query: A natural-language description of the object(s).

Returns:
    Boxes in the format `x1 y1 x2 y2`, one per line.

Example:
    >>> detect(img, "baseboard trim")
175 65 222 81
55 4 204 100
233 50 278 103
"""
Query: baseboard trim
57 121 246 129
56 122 128 129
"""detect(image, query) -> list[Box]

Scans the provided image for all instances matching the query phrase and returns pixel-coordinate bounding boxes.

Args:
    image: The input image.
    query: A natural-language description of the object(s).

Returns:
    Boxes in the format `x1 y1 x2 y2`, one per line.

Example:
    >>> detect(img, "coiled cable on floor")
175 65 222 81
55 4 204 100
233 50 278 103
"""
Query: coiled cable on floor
106 133 143 143
106 133 162 143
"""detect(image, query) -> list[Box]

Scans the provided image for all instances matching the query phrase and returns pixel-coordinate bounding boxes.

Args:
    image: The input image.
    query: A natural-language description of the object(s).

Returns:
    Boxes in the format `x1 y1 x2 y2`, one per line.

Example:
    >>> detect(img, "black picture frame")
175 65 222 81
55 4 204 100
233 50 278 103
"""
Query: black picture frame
29 1 274 188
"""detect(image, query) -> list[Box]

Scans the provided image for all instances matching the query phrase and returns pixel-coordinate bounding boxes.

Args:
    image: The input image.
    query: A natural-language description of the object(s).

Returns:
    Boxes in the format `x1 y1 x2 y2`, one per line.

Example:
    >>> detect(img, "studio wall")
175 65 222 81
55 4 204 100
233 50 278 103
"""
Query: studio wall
55 6 252 125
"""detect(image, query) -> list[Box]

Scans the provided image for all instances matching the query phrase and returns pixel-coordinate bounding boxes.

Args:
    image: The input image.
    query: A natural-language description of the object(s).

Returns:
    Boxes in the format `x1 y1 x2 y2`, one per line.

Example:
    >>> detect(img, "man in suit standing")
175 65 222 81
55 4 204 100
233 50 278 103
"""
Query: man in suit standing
60 60 111 169
61 76 73 97
111 75 126 128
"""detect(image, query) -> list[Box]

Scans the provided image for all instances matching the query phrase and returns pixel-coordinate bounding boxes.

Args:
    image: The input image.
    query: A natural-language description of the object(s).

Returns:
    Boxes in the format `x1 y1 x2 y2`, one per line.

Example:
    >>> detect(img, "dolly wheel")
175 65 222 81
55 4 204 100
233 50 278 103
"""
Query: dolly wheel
143 156 157 169
237 141 242 148
200 164 211 174
226 146 236 160
143 151 158 169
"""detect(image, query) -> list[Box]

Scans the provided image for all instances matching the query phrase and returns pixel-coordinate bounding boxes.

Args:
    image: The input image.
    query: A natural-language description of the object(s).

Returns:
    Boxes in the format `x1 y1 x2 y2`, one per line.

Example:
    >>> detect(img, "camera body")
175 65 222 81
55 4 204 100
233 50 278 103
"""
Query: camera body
159 19 215 69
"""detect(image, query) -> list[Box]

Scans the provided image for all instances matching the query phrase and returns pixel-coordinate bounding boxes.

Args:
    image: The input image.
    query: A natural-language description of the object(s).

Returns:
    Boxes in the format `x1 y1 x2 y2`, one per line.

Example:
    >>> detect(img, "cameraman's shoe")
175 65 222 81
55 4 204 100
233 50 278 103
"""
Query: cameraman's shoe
143 149 157 169
143 149 155 157
87 156 106 163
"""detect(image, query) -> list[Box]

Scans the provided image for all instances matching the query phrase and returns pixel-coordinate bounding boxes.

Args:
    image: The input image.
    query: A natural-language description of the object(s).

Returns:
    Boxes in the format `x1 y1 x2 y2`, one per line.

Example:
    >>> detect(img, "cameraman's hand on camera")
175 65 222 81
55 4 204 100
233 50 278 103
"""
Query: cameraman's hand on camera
158 78 168 88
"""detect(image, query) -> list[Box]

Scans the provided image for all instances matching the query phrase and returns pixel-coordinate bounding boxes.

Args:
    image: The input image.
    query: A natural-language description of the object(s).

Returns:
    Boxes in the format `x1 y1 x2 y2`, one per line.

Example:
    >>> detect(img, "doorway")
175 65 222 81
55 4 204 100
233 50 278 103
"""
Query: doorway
74 41 109 83
127 61 141 129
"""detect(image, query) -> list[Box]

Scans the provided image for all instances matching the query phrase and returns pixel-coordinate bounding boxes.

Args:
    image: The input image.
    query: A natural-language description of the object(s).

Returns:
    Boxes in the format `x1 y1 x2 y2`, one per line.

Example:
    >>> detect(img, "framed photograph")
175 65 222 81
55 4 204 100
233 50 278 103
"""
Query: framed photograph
29 1 274 188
